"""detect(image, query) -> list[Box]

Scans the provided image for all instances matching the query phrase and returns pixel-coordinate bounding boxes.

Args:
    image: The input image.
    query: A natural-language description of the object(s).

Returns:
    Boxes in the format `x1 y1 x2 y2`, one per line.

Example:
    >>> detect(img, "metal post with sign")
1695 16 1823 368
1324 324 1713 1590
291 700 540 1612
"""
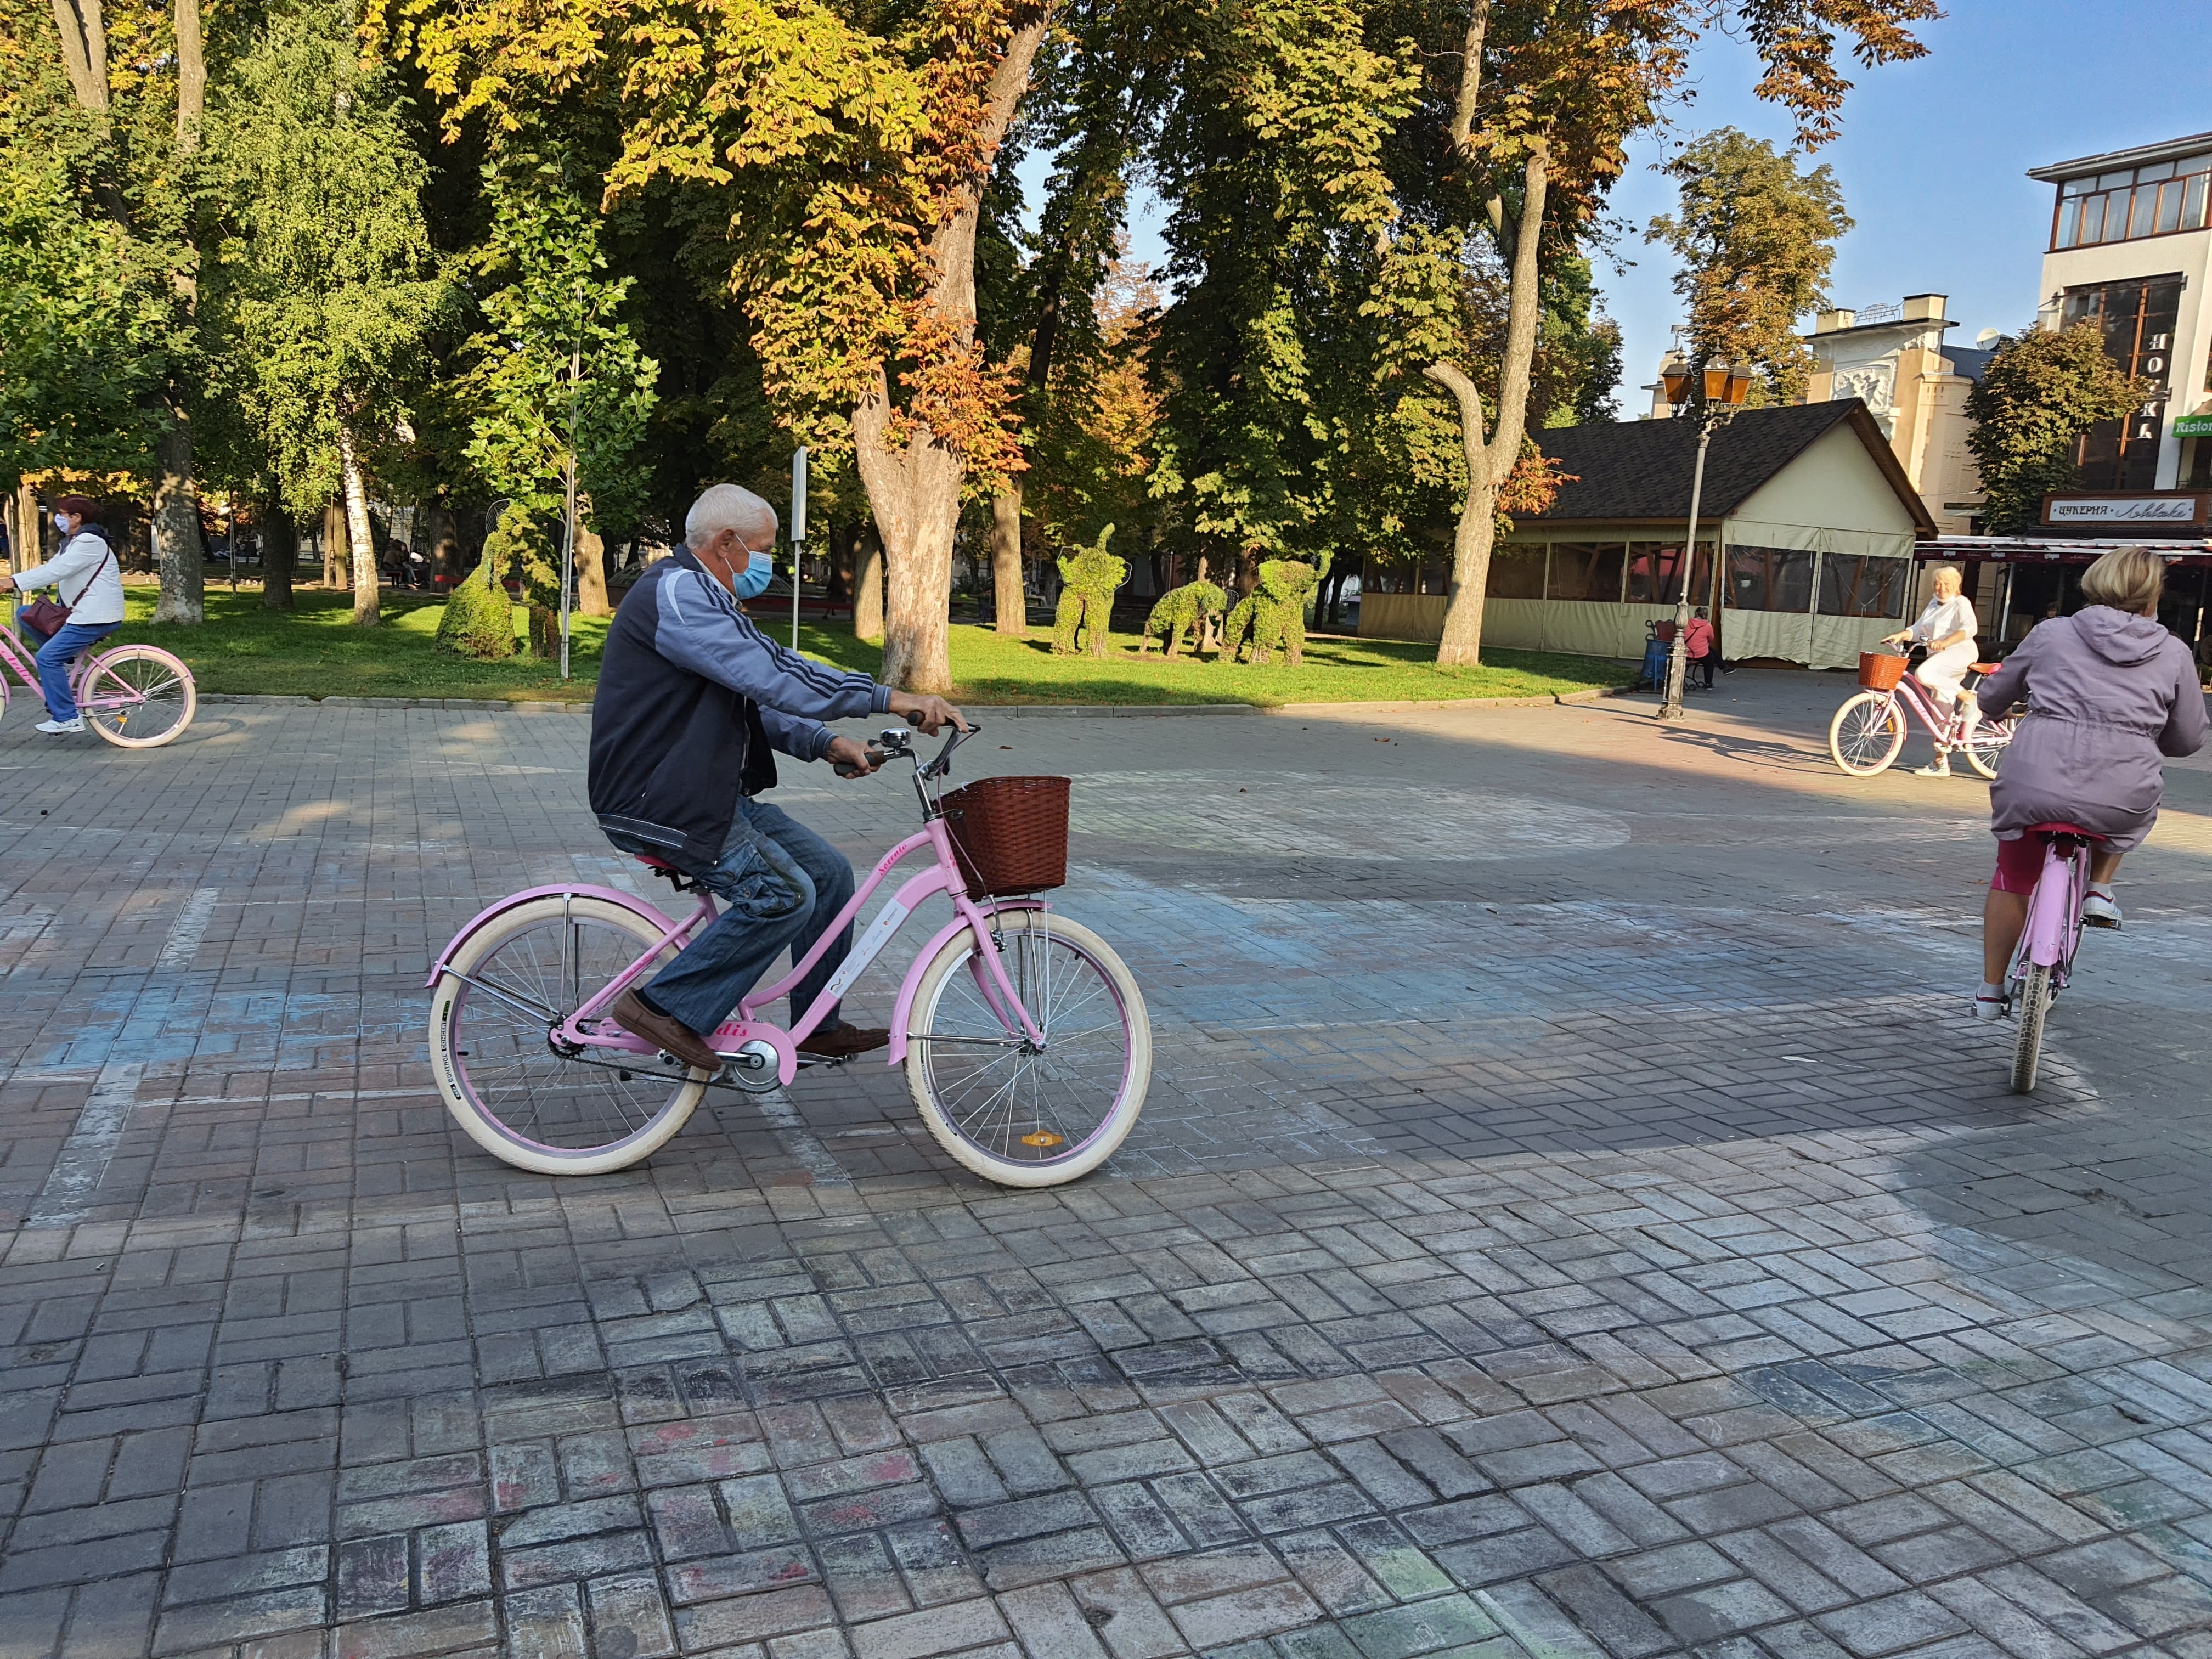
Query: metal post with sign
790 446 808 652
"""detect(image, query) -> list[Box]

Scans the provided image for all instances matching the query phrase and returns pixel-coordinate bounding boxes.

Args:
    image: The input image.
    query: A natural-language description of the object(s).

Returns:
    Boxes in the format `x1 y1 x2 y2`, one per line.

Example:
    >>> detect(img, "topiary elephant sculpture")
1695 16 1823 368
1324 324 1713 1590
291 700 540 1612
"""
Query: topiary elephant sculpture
1221 558 1322 665
1141 579 1227 659
1052 524 1127 657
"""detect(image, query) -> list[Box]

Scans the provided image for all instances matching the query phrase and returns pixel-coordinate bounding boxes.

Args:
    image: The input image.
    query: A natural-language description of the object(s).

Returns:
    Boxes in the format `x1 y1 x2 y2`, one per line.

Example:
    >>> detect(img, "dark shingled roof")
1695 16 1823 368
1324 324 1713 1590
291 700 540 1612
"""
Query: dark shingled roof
1526 399 1934 532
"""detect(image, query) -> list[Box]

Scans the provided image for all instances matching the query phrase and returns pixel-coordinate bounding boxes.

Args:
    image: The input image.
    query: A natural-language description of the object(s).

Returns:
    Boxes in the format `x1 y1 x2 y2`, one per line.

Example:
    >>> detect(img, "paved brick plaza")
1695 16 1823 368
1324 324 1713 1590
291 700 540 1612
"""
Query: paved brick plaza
3 674 2211 1659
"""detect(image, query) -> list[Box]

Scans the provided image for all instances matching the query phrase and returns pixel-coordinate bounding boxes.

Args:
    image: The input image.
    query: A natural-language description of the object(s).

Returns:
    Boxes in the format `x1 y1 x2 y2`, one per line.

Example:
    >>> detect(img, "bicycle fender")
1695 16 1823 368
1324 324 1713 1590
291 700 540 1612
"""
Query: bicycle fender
886 900 1046 1066
425 884 681 988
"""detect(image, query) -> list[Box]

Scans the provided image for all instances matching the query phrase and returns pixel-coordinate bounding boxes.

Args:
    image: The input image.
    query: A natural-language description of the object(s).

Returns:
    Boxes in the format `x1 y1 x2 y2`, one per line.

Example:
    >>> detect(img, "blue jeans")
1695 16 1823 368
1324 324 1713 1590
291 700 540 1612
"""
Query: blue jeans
20 618 120 721
607 796 857 1036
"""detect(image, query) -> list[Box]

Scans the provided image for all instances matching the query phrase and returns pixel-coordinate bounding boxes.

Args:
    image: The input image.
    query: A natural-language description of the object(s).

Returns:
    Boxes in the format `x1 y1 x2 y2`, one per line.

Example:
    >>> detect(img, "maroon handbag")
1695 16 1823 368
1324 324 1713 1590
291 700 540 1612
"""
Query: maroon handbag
19 543 114 634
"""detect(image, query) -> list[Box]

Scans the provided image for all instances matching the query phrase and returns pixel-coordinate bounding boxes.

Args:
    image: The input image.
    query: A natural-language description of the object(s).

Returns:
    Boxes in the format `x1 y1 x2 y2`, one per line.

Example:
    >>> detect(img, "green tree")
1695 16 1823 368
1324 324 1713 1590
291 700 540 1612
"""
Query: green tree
462 150 658 614
1364 0 1936 667
1966 325 2143 534
0 144 168 490
1646 127 1851 411
204 0 456 625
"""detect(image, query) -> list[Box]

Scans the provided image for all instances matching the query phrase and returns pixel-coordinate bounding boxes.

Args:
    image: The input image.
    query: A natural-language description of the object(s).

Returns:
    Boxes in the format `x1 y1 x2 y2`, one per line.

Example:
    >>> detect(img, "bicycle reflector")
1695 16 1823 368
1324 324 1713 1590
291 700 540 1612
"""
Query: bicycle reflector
1020 1132 1064 1148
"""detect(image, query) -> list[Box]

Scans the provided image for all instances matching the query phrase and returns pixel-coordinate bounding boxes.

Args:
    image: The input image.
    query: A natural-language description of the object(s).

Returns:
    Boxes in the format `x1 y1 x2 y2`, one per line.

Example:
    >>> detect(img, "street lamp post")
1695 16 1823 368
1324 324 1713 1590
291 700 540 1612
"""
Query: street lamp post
1657 359 1756 721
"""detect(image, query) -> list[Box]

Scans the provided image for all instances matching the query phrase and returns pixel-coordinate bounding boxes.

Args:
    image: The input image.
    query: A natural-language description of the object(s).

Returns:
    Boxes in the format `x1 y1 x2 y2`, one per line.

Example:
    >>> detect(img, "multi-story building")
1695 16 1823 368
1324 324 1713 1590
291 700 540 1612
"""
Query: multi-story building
2029 131 2212 494
1645 294 1990 534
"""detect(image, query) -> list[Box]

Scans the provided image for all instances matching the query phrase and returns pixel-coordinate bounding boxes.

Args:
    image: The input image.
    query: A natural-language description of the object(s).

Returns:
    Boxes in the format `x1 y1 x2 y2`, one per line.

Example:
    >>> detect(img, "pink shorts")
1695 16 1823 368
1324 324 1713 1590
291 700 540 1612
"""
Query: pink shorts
1990 836 2045 894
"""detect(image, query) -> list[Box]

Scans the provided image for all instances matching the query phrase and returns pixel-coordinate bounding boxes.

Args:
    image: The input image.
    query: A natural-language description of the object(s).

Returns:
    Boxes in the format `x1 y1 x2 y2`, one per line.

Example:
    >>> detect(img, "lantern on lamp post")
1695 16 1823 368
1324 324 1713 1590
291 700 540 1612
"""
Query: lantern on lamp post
1658 359 1757 722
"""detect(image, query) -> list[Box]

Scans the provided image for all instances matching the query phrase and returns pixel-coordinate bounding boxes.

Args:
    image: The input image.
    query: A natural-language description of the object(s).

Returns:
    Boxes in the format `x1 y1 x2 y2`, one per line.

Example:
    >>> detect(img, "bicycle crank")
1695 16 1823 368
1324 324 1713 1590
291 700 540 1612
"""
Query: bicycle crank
718 1039 783 1094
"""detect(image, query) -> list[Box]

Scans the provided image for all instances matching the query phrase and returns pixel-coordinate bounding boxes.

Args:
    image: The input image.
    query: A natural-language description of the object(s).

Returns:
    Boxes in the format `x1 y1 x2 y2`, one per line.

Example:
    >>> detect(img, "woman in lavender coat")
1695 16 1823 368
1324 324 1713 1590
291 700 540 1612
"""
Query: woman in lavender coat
1968 546 2209 1018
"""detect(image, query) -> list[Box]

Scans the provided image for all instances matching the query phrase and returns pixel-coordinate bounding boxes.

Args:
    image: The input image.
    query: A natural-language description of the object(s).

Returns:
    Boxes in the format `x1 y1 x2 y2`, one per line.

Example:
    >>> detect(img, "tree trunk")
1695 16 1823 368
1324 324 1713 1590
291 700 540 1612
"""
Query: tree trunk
857 14 1047 693
575 527 611 616
172 0 203 155
854 528 885 642
12 482 39 563
990 485 1026 637
825 523 850 601
47 0 107 112
1426 147 1550 668
150 422 205 624
261 500 296 609
424 506 459 584
336 421 379 625
321 503 348 590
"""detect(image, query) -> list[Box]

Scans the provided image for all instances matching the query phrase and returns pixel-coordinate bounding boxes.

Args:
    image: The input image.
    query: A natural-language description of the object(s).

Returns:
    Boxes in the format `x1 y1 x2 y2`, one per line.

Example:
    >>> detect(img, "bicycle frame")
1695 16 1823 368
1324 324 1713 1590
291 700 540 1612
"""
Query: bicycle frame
426 808 1051 1090
0 622 161 716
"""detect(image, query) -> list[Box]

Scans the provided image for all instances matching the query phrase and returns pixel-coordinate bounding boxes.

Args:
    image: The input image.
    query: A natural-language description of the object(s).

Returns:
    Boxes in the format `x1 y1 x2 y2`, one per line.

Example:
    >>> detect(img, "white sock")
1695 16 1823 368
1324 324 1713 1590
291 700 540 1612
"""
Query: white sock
1979 981 2004 998
2089 884 2114 899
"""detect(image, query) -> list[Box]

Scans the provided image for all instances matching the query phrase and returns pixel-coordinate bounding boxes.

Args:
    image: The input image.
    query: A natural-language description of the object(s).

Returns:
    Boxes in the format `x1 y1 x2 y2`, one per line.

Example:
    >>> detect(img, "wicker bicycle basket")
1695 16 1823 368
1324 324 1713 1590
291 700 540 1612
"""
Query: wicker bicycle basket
941 775 1072 896
1858 651 1909 691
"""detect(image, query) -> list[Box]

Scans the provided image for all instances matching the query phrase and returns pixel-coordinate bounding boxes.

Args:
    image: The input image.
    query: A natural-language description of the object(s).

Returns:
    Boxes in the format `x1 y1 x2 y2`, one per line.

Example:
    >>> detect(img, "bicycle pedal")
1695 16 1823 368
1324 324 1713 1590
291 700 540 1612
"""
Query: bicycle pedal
2082 915 2121 930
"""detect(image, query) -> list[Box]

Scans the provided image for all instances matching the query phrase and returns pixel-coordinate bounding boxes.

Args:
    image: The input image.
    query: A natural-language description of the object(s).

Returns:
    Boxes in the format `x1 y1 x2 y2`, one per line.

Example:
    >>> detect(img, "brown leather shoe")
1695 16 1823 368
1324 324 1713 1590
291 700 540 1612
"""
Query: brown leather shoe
611 990 722 1073
797 1024 890 1059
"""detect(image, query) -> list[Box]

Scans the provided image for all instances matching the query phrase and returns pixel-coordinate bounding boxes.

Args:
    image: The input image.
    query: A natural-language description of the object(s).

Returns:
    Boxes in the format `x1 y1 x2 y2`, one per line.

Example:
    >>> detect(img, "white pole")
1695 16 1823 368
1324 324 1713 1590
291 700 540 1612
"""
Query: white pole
791 445 808 652
561 338 580 681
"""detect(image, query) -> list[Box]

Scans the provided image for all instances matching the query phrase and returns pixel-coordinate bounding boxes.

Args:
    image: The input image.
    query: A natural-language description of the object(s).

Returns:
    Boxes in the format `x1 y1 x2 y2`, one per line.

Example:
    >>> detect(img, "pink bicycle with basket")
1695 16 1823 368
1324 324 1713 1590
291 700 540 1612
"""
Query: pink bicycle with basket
425 723 1151 1187
1829 648 2012 778
0 623 196 747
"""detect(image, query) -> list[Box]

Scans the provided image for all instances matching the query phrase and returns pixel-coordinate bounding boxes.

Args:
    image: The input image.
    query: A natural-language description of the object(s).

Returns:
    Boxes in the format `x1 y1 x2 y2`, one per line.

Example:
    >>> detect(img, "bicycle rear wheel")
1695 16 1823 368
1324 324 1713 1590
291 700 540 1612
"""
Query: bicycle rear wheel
2010 963 2052 1093
1829 692 1905 776
905 911 1149 1187
1960 721 2012 781
430 894 707 1174
77 645 195 748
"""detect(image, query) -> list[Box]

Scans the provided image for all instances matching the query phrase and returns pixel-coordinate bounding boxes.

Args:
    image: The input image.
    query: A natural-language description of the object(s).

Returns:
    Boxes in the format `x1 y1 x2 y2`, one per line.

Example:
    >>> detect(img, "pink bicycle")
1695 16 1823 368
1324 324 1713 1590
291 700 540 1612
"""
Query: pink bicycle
425 724 1152 1187
2005 821 2102 1093
1829 648 2013 778
0 623 196 747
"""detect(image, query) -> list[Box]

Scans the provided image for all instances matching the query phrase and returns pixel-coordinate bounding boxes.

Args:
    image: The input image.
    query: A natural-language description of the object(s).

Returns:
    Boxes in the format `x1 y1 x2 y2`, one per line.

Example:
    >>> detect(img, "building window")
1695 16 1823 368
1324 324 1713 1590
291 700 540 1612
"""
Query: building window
1726 546 1815 613
2063 276 2183 489
2053 154 2211 249
1546 541 1625 602
1817 555 1908 618
1624 541 1717 605
1485 545 1546 598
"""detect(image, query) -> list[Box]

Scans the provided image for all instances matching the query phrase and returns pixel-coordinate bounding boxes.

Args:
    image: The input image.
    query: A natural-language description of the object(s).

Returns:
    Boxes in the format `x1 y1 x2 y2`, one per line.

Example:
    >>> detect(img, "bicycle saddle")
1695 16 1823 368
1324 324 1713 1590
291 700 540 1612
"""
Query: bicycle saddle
1970 662 2002 676
2024 821 2104 840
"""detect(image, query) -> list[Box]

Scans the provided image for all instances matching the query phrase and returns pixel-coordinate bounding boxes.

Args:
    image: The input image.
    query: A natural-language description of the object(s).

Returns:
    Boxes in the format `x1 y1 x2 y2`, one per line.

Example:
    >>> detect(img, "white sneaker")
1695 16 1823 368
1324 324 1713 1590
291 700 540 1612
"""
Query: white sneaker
1972 987 2010 1020
34 718 84 734
2083 890 2122 930
1914 757 1952 778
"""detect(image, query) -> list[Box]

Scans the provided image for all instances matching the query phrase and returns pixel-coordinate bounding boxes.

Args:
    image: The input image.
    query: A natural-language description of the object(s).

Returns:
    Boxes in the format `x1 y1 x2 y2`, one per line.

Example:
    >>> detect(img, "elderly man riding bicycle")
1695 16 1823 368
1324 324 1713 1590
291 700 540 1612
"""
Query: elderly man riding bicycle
588 483 966 1073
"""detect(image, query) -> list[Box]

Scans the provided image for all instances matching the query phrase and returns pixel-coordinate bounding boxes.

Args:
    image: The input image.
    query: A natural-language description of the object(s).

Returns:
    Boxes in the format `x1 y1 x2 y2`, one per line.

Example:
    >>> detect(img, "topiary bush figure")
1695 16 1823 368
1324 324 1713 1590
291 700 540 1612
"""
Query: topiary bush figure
1051 523 1127 658
435 537 517 659
1141 579 1226 659
485 505 563 658
1221 558 1323 665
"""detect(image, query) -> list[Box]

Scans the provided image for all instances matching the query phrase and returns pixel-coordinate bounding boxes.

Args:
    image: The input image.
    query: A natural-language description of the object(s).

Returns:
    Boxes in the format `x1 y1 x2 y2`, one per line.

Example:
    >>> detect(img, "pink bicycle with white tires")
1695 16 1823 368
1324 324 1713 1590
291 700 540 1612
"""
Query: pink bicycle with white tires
425 724 1152 1187
2005 821 2103 1094
0 624 197 747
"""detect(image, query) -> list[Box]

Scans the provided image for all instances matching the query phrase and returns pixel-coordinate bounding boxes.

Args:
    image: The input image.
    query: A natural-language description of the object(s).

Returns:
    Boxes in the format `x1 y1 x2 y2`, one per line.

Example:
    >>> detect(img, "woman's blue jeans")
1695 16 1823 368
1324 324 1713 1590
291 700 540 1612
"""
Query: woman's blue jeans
20 618 120 721
605 795 857 1037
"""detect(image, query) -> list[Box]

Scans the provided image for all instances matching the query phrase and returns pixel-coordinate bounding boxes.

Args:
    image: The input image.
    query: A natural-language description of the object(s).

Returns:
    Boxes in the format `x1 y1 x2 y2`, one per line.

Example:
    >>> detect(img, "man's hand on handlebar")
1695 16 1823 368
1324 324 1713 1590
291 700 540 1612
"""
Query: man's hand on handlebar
826 736 883 779
888 693 969 736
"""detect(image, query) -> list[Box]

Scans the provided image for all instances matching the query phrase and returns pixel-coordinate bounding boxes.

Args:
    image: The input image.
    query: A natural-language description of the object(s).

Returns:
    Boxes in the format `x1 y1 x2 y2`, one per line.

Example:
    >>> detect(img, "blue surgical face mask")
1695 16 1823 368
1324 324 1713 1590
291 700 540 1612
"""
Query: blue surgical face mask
732 551 775 601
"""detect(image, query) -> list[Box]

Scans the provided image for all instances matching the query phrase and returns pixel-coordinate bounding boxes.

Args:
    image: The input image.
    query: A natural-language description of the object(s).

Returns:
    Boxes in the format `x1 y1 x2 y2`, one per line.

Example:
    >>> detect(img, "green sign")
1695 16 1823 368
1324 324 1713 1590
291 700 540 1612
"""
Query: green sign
2175 413 2212 437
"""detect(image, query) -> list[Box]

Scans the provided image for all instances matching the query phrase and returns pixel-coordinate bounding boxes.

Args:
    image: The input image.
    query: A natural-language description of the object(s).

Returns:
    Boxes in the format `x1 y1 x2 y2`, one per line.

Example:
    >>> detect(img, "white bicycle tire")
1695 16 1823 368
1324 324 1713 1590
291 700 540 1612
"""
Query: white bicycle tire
904 911 1150 1188
430 894 708 1175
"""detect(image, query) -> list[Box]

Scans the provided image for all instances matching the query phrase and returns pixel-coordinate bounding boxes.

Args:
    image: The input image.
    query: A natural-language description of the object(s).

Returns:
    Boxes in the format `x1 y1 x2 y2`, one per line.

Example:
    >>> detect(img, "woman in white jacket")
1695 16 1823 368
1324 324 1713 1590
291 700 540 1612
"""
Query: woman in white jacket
1883 563 1980 777
0 495 127 734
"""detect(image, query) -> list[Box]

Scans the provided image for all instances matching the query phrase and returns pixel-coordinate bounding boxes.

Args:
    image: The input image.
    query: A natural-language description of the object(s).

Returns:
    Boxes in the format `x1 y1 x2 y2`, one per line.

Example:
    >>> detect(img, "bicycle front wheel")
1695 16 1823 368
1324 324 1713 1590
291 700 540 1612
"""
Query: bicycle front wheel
2010 963 2052 1093
78 646 195 748
1829 692 1904 776
905 911 1150 1188
430 894 707 1174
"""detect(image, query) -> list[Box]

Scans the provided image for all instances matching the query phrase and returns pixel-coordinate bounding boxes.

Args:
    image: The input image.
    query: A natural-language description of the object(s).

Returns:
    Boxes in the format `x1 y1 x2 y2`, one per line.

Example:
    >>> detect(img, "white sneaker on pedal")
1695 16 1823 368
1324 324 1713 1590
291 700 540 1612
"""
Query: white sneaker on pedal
2083 889 2122 929
1914 755 1952 778
34 717 84 734
1972 985 2010 1020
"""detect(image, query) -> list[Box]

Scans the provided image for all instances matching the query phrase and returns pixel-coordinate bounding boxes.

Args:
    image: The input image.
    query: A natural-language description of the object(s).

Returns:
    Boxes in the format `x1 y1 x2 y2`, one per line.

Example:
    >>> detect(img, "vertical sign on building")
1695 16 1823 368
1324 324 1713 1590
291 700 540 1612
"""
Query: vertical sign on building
2064 275 2183 489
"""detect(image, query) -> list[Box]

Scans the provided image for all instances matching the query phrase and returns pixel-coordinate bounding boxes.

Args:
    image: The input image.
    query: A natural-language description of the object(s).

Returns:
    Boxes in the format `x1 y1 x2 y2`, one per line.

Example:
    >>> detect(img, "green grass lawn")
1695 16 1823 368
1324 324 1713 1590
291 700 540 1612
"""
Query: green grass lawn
96 584 1630 706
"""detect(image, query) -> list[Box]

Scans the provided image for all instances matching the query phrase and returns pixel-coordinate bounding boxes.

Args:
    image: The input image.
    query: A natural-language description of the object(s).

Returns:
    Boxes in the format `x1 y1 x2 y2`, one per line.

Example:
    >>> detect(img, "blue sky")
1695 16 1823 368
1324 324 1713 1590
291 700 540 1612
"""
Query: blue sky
1079 1 2212 421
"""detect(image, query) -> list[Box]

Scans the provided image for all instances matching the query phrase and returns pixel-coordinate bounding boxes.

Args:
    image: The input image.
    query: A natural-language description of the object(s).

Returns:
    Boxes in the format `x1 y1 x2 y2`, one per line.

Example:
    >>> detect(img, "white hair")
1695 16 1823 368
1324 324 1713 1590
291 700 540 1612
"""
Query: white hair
1929 564 1962 582
685 483 777 550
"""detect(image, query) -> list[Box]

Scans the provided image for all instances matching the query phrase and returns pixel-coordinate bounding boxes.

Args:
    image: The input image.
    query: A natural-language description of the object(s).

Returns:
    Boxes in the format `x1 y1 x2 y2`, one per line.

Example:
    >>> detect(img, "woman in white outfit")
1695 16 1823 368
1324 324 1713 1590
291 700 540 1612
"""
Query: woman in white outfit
1884 565 1979 777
